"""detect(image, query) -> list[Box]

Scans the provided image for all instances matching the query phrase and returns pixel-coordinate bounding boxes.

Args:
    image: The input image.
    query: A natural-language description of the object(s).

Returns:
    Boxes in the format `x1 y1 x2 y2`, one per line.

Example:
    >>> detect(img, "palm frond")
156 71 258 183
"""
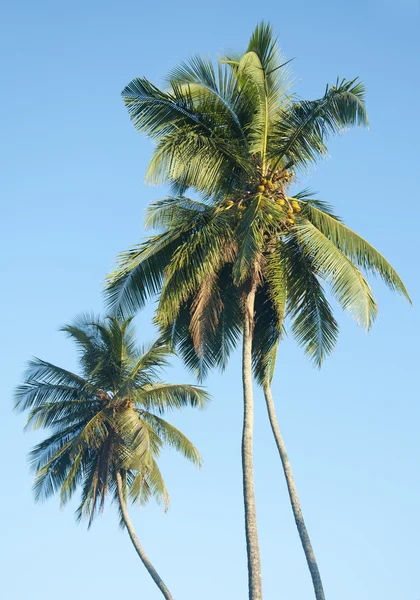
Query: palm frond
284 237 339 366
303 202 411 302
269 78 368 169
294 221 378 330
105 231 185 316
134 383 210 413
130 456 170 510
138 411 202 467
252 283 284 384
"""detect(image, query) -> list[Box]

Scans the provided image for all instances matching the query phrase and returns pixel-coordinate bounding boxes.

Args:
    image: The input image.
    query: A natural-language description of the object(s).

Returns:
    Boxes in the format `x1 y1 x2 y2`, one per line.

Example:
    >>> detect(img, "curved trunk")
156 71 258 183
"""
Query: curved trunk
263 383 326 600
115 471 174 600
242 283 263 600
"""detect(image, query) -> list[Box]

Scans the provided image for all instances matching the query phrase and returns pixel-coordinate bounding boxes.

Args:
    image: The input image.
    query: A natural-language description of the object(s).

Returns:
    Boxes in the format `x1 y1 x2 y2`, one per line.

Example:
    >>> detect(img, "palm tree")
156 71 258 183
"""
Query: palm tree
14 315 209 600
106 23 410 600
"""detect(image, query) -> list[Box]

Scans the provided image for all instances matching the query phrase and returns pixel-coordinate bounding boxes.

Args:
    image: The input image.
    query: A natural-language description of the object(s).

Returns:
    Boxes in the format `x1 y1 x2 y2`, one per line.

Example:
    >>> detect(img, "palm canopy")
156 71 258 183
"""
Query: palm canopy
107 22 410 380
122 23 367 198
15 315 209 525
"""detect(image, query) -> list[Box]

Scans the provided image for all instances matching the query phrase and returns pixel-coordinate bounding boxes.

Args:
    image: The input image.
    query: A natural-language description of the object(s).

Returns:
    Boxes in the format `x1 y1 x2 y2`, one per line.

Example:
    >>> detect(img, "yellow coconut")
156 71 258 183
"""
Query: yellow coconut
258 185 265 193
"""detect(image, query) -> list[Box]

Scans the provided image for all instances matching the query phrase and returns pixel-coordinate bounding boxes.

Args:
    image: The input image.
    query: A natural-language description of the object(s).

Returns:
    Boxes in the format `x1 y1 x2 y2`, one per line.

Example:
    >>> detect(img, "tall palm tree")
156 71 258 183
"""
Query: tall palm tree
106 23 410 600
14 315 209 600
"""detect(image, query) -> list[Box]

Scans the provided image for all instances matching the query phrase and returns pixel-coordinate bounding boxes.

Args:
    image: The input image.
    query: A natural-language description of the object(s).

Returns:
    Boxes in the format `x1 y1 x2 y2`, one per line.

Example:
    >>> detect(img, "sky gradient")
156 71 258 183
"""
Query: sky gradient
1 1 419 599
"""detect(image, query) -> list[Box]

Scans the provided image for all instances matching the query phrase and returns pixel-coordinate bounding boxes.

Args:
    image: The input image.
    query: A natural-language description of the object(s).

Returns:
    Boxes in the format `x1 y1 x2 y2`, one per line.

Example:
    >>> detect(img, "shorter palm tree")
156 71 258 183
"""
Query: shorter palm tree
14 314 209 600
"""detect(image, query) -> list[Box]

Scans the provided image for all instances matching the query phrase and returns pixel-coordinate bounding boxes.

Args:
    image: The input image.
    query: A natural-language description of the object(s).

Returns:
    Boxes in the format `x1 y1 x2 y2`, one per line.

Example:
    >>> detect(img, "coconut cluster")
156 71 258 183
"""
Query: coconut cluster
221 169 302 231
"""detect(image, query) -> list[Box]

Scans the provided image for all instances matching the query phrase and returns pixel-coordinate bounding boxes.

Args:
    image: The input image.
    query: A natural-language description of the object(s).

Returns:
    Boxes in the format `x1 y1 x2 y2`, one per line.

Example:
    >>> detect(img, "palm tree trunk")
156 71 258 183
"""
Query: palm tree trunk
115 470 174 600
263 383 326 600
242 282 263 600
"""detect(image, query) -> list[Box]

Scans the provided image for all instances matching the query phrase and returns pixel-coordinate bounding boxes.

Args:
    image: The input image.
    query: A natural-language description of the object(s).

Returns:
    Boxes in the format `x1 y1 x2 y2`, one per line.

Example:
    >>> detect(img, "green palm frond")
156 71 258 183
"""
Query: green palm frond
269 78 368 169
232 196 263 284
16 383 90 419
106 231 185 316
167 55 248 142
145 127 248 194
29 424 84 473
126 337 172 384
252 284 284 385
14 359 94 410
25 399 97 431
138 411 202 467
144 196 212 230
157 213 234 326
303 202 411 302
134 383 209 412
115 409 151 464
295 221 378 329
121 77 213 139
129 455 170 510
284 237 339 366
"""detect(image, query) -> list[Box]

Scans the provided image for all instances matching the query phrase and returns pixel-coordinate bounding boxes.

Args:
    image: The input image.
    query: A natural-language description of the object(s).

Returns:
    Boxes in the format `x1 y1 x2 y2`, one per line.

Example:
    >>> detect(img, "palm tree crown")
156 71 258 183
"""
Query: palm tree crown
107 23 409 377
15 315 209 525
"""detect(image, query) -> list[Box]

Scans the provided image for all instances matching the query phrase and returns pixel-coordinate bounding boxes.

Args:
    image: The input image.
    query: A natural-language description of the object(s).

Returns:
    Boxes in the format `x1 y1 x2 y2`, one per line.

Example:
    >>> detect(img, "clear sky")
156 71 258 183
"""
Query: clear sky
1 1 419 599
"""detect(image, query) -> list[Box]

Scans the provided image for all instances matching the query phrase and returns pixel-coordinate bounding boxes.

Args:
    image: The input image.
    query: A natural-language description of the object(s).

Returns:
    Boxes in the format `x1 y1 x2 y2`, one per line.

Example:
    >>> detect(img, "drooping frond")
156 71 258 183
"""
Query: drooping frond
138 411 202 467
166 265 243 381
157 212 234 326
189 268 223 354
252 283 284 384
294 221 378 330
146 126 249 195
284 237 339 367
106 231 185 316
302 202 411 302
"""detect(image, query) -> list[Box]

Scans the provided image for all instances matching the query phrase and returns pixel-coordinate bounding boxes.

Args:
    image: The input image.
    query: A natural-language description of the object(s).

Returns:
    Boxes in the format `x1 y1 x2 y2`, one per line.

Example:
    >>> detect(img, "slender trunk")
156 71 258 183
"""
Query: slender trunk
263 383 326 600
242 282 263 600
115 471 174 600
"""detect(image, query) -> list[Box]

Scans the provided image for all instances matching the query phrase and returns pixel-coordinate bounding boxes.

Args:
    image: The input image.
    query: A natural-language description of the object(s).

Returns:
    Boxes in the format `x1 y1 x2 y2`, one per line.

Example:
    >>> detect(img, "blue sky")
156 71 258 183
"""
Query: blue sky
1 1 419 599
